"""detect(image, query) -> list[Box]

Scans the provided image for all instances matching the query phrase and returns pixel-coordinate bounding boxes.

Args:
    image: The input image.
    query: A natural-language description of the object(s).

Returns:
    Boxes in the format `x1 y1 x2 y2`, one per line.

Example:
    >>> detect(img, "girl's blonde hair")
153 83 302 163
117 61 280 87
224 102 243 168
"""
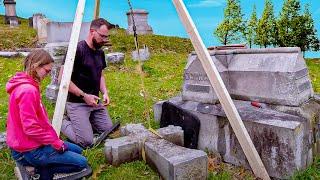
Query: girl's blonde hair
24 49 54 81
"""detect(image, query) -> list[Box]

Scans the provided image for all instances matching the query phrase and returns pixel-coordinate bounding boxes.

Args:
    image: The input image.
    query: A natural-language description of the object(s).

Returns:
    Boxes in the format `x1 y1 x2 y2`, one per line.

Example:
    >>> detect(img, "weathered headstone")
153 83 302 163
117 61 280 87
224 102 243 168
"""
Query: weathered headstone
3 0 19 25
43 22 90 100
37 17 50 44
132 45 150 61
45 42 69 101
104 124 208 179
156 96 311 178
46 22 90 43
126 9 153 35
105 52 125 64
182 47 314 106
154 47 320 178
32 13 45 30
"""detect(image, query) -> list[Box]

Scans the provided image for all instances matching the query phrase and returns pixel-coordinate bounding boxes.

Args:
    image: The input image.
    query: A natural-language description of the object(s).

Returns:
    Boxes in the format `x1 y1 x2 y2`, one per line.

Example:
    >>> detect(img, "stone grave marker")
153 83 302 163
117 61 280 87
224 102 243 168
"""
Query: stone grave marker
154 47 320 178
126 9 153 35
104 124 208 180
182 47 314 106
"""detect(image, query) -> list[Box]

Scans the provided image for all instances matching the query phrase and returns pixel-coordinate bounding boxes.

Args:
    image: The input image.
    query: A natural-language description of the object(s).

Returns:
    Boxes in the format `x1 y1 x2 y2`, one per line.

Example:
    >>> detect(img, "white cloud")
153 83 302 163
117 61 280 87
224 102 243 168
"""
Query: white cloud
188 0 225 8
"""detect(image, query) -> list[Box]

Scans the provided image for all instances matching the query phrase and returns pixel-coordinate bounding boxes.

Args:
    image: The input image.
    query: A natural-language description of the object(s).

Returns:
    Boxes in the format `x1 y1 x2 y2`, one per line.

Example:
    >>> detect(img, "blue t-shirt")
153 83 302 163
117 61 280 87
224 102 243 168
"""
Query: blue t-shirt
67 40 106 103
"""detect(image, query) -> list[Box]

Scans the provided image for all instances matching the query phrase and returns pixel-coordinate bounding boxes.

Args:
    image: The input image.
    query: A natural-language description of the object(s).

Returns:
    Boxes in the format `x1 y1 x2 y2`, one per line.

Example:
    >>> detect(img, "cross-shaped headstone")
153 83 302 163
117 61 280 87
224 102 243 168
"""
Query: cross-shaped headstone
104 124 208 180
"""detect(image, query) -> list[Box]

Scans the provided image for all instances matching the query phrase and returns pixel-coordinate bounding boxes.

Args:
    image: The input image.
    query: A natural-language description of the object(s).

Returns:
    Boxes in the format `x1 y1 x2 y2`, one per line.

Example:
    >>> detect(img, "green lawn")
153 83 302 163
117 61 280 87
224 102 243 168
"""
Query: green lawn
0 15 37 51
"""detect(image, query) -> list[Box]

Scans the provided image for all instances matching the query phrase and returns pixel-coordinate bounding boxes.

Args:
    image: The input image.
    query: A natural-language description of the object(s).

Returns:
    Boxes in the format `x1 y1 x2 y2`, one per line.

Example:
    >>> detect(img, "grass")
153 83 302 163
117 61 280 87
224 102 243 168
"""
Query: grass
0 16 320 179
0 15 37 51
306 58 320 93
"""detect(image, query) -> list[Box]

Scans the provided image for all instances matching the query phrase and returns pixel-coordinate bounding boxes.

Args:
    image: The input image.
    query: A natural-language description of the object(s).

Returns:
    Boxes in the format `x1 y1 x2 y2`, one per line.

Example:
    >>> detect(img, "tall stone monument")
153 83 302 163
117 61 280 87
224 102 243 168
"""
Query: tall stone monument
126 9 153 35
3 0 19 26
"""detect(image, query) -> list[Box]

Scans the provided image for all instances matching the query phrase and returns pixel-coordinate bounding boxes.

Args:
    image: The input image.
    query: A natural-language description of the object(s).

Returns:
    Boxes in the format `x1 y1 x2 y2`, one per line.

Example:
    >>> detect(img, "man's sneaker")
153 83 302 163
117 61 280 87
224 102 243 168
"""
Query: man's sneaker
53 165 92 180
90 122 120 148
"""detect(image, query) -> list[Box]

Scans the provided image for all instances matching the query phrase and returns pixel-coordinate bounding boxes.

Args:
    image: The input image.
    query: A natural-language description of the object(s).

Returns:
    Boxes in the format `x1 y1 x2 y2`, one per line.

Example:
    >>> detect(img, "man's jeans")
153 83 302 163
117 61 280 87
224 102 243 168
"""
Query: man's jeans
11 141 88 180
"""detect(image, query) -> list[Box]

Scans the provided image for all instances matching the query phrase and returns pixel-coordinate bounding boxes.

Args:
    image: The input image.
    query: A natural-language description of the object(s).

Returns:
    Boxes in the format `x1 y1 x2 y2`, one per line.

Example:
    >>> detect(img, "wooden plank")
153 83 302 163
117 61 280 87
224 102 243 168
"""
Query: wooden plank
94 0 100 19
52 0 86 135
171 0 270 179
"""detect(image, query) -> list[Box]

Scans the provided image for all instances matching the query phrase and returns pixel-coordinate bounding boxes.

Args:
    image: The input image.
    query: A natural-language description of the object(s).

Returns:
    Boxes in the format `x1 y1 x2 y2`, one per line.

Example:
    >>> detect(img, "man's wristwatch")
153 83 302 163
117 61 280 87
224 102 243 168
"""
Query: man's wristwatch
79 91 85 99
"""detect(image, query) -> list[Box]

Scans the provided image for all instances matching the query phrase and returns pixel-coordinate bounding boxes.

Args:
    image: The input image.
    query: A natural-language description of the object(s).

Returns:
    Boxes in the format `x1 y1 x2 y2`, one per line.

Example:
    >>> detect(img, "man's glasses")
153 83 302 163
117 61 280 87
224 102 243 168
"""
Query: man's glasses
95 30 110 39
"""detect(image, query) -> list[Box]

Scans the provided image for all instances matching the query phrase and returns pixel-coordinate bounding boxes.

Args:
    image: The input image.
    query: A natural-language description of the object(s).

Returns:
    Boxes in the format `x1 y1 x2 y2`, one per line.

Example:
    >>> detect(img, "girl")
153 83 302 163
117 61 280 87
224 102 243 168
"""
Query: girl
6 49 90 179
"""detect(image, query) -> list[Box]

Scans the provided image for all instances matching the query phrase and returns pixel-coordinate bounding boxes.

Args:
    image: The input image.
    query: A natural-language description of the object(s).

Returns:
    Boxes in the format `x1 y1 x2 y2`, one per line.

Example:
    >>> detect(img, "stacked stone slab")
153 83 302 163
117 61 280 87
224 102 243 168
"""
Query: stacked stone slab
104 124 208 179
3 0 19 26
154 47 320 178
126 9 153 35
182 47 314 106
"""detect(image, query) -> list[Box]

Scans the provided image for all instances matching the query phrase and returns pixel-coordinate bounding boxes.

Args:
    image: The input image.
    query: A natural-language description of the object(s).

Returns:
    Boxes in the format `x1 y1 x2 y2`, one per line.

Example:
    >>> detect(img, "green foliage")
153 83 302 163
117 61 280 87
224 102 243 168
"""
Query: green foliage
299 4 320 53
306 58 320 93
276 1 319 54
256 0 277 48
245 5 258 48
214 0 244 45
0 15 37 50
277 0 301 47
291 156 320 179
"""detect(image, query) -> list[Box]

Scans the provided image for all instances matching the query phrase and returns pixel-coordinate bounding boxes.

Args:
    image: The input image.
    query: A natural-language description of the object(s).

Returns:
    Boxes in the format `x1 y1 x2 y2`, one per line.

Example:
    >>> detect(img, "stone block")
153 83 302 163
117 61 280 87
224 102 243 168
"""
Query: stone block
132 46 150 61
182 47 314 106
126 9 153 35
165 96 311 179
106 124 207 179
46 22 90 43
32 13 45 29
0 52 19 58
104 136 140 166
145 138 207 180
106 52 125 64
153 100 165 122
158 125 184 147
37 17 50 44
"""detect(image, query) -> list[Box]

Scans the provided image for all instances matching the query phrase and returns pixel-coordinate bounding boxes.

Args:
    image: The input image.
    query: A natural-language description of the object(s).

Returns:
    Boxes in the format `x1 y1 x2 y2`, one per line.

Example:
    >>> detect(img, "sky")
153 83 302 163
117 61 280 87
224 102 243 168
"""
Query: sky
0 0 319 58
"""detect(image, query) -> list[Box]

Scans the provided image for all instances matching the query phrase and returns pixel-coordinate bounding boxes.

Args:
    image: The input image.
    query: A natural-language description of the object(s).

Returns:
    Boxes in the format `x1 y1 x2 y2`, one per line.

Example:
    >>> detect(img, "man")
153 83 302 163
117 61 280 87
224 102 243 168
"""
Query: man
60 18 114 148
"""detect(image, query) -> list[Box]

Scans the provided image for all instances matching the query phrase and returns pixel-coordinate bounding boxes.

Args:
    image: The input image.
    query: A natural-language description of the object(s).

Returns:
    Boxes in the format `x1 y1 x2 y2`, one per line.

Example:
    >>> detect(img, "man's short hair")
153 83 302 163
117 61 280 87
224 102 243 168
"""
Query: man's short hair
90 18 113 30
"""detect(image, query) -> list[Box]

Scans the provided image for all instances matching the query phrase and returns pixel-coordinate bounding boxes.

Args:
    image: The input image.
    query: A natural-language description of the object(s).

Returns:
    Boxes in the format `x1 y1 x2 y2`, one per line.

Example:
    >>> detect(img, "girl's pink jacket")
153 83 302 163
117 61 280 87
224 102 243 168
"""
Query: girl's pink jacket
6 72 63 152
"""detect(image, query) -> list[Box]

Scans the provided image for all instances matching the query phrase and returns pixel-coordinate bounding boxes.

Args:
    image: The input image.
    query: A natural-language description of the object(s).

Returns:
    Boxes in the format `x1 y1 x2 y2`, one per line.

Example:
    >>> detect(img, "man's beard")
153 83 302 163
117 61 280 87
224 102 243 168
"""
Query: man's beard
92 38 104 49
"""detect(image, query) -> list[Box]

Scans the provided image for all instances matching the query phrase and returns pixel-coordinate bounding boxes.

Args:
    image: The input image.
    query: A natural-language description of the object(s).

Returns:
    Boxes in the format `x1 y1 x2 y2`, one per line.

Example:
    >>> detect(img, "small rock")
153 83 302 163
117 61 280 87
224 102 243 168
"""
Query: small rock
0 132 7 150
132 46 150 61
105 52 125 64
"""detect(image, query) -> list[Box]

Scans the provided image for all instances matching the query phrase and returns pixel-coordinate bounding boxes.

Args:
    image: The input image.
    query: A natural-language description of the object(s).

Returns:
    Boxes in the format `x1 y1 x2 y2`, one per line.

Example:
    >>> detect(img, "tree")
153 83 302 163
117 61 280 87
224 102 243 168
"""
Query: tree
255 0 277 48
214 0 244 45
277 0 301 47
276 1 319 55
298 4 319 53
245 5 258 48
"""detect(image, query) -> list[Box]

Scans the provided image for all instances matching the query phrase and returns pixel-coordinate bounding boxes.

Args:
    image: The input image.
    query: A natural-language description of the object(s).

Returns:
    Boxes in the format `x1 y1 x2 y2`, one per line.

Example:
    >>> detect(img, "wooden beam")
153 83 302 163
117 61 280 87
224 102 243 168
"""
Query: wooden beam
171 0 270 179
52 0 86 135
94 0 100 19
